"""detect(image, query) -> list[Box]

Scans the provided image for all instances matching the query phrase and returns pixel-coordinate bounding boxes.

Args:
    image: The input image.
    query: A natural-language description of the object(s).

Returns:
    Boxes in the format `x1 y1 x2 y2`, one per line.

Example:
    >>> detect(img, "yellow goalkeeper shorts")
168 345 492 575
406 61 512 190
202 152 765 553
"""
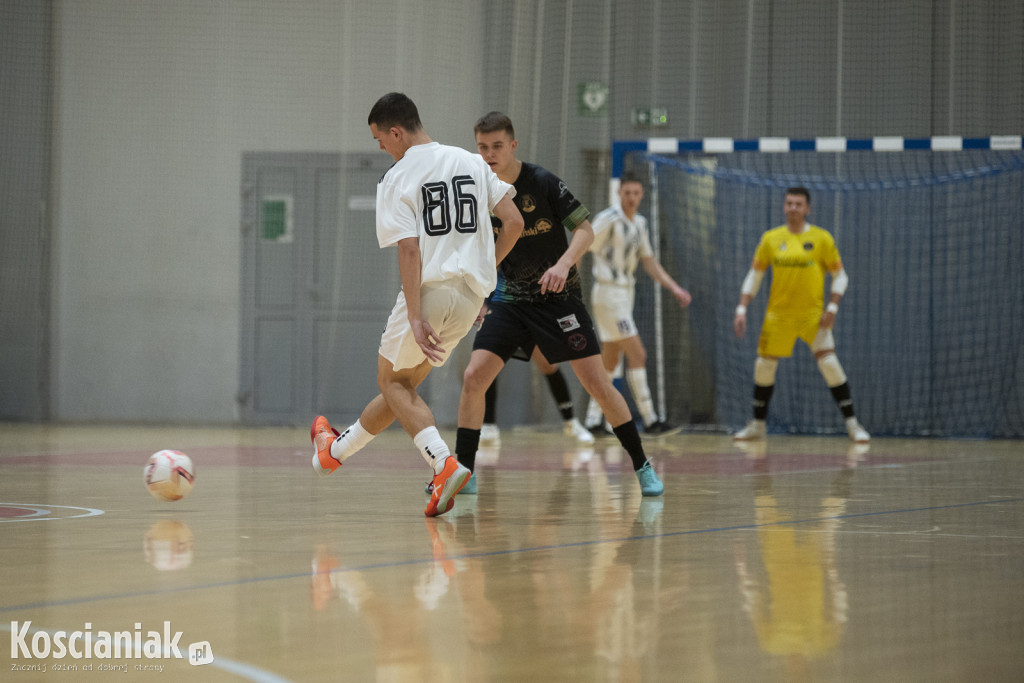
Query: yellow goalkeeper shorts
757 313 832 358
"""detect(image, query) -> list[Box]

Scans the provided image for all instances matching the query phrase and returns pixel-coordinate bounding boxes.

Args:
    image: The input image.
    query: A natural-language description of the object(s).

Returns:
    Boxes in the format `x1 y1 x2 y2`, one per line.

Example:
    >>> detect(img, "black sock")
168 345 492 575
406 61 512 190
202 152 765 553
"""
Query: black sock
753 384 774 420
483 381 498 424
545 369 574 420
455 427 481 472
612 420 648 471
829 382 855 419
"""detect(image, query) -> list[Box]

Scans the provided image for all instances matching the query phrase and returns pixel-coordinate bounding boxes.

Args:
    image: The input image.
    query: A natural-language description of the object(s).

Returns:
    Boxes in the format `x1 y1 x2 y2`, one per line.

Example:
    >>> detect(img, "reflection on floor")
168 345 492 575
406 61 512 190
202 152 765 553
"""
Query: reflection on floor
1 423 1022 681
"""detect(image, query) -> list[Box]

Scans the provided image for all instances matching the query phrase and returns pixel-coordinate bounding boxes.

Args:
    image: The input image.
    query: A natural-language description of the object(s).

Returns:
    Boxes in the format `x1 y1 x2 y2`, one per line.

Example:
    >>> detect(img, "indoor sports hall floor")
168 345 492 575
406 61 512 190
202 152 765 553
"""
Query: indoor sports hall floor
1 423 1022 682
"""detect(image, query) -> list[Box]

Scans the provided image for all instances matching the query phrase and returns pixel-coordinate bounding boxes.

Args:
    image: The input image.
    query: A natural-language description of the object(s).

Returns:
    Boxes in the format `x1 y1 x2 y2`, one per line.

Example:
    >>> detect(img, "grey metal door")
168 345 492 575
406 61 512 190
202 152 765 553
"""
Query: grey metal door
239 152 396 425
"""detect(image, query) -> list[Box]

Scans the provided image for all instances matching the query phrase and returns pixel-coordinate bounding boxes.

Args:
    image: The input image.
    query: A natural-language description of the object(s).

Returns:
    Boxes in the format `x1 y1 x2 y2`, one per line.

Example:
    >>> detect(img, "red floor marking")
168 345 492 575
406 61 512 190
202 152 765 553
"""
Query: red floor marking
0 506 41 518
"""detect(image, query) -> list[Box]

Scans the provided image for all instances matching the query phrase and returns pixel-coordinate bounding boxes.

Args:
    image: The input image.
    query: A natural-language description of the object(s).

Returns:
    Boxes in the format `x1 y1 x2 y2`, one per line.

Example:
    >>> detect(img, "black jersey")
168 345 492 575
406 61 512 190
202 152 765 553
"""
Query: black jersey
490 162 590 303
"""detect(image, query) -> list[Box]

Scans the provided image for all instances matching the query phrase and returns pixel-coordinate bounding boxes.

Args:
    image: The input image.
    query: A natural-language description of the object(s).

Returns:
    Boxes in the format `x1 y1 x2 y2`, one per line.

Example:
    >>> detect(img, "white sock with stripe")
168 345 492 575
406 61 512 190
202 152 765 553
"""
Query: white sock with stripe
331 420 375 462
413 426 451 474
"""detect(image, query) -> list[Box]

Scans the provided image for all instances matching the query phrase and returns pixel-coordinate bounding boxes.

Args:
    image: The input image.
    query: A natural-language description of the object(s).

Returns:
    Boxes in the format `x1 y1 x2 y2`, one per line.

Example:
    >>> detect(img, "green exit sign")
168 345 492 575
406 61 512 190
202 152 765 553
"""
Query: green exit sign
632 107 669 128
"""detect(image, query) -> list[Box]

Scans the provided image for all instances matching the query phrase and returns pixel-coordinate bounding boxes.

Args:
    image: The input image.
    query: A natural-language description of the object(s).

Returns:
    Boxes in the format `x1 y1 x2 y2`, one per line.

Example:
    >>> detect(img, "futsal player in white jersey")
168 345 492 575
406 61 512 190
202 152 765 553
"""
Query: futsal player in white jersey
310 93 523 517
582 175 692 436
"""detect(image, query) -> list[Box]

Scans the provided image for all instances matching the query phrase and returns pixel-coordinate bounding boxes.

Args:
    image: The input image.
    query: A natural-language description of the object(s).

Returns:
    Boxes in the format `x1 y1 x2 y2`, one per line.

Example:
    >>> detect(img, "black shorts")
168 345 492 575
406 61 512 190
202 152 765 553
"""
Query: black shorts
472 297 601 363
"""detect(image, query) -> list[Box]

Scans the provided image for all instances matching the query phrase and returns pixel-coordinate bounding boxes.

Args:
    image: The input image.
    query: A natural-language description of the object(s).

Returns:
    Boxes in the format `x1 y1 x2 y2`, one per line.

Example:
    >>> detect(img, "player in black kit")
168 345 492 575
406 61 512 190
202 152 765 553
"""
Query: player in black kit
453 112 665 497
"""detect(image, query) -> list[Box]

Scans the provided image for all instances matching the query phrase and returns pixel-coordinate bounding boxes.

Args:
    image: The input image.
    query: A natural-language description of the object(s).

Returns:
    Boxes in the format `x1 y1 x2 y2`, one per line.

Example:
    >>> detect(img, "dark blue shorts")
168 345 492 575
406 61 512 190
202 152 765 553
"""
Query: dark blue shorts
472 297 601 363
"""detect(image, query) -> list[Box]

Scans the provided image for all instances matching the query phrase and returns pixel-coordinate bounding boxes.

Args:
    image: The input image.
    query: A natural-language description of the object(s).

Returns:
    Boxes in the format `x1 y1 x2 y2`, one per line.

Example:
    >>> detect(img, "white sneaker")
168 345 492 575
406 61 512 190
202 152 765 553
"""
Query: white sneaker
846 418 870 443
480 423 501 446
563 418 595 444
733 419 766 440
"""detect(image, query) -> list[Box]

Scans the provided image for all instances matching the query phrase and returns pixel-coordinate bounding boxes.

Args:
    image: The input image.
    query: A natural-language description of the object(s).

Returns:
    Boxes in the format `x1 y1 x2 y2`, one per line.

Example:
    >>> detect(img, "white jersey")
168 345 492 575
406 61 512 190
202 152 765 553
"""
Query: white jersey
589 205 654 287
376 141 515 299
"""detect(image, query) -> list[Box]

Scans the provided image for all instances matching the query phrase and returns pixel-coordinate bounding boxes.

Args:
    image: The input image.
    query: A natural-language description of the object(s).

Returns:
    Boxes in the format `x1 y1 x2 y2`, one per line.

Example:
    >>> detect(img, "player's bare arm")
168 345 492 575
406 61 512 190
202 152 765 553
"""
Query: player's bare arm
640 255 692 307
734 262 766 338
492 192 524 266
397 236 444 362
540 220 594 294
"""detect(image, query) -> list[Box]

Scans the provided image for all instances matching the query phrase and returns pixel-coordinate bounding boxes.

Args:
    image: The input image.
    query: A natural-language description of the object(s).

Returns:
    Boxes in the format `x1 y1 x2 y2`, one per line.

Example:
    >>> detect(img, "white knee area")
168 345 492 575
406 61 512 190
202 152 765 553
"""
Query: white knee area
817 353 848 387
754 357 778 386
810 327 835 353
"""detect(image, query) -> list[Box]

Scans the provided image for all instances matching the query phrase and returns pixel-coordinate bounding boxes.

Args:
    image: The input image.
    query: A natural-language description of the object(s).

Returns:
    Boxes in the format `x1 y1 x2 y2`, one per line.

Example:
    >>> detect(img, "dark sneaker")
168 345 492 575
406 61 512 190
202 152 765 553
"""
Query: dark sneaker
643 420 683 437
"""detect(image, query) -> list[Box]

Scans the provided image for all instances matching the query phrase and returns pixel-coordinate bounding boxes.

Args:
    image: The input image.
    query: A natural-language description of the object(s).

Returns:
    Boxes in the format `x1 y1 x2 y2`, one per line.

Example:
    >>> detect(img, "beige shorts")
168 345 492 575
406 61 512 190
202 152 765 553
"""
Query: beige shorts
591 282 637 342
379 278 484 371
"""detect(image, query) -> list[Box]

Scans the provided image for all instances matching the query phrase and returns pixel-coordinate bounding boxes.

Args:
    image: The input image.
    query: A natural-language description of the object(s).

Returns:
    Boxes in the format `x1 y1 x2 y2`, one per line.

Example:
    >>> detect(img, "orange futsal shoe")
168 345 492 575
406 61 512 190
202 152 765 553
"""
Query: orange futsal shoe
424 457 470 517
311 416 342 476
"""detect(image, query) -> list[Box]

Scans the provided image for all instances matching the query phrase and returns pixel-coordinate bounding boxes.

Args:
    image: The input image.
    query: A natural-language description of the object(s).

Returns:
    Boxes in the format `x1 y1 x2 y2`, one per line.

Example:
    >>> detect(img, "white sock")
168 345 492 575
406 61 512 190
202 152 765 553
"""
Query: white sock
626 367 657 425
584 397 603 428
413 426 451 474
331 420 375 462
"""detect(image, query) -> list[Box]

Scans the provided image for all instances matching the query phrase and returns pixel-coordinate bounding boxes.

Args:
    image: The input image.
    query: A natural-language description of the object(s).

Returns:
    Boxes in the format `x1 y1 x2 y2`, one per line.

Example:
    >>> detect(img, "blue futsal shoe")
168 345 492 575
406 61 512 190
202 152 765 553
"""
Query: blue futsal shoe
636 461 664 497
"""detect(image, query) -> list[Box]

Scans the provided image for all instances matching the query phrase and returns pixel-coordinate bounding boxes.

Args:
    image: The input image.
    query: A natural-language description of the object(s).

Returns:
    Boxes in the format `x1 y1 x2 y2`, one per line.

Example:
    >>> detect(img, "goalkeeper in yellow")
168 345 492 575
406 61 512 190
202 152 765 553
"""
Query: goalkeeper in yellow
733 187 869 442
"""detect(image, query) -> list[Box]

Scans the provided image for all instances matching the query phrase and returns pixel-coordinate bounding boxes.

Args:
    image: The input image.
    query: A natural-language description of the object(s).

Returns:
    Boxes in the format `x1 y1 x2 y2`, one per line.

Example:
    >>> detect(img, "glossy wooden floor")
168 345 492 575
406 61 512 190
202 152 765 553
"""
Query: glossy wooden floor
1 423 1022 682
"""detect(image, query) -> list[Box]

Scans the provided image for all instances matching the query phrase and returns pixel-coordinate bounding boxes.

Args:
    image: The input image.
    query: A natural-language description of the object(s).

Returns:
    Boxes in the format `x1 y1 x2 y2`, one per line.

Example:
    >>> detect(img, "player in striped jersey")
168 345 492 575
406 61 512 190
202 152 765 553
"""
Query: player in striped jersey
582 175 692 436
732 187 870 443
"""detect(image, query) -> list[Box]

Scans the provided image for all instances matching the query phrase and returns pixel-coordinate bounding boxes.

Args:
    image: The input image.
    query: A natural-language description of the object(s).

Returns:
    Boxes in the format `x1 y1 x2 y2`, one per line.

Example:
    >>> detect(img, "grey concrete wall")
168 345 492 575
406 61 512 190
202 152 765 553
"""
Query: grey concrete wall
1 0 1020 424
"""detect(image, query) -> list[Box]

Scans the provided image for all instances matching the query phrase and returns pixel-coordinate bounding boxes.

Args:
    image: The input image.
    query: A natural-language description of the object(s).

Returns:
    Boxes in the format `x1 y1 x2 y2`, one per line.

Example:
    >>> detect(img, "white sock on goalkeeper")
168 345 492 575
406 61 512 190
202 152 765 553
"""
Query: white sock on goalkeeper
816 353 847 387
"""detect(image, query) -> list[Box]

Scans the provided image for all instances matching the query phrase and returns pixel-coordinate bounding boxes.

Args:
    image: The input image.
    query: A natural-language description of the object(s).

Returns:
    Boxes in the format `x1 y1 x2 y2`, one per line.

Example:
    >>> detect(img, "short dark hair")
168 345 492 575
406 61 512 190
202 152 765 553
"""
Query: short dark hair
367 92 423 132
474 111 515 139
786 186 811 204
619 173 644 188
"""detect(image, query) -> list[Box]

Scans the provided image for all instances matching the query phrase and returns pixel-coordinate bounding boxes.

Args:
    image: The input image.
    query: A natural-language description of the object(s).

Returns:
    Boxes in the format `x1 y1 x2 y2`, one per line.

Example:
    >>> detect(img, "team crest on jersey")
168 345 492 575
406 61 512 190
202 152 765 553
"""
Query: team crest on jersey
803 242 814 251
558 314 581 332
520 195 537 213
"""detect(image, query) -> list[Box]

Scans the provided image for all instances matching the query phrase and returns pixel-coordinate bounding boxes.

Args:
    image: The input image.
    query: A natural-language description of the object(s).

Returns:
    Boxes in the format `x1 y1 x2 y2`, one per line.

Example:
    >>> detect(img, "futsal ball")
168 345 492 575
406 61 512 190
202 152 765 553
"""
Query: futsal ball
144 450 195 501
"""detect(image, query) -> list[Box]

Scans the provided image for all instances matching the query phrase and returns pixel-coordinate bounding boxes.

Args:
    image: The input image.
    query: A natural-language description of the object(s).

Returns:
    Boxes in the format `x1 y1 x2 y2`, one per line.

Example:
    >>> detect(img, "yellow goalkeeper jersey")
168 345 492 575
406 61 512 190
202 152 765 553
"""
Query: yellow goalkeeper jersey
753 224 842 319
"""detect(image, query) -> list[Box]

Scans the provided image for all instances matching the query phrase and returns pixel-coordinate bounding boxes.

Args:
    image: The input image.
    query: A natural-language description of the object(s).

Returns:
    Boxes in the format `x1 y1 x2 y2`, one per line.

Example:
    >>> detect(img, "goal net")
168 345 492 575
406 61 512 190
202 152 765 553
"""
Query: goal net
618 138 1024 438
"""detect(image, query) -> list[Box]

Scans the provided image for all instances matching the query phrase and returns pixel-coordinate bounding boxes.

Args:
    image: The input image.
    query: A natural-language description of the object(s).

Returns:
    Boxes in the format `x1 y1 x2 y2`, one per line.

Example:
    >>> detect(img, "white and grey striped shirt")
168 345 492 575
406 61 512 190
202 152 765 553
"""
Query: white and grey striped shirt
589 205 654 287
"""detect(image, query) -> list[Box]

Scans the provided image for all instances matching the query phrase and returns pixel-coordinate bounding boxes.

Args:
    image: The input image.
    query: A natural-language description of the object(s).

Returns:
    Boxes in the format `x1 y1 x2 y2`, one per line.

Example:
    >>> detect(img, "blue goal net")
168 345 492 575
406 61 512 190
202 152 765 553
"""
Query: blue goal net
616 137 1024 438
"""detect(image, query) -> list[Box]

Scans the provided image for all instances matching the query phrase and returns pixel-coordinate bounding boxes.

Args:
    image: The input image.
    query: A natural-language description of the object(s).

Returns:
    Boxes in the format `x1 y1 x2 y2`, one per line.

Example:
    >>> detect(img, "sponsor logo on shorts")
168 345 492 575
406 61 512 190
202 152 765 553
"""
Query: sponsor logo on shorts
568 333 588 351
558 314 581 332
